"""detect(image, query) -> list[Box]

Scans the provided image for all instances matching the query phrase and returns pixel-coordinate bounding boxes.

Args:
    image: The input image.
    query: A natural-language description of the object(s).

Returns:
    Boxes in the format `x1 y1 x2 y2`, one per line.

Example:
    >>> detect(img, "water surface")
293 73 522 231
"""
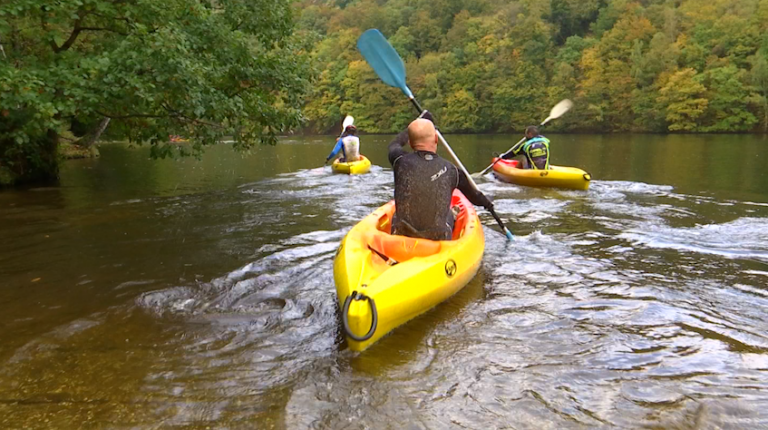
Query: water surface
1 134 768 428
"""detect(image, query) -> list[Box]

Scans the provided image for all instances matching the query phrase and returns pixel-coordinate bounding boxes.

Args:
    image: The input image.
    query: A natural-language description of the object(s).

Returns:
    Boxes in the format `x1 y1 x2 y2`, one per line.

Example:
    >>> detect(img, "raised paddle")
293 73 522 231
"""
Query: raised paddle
341 115 354 134
357 29 514 241
472 99 573 178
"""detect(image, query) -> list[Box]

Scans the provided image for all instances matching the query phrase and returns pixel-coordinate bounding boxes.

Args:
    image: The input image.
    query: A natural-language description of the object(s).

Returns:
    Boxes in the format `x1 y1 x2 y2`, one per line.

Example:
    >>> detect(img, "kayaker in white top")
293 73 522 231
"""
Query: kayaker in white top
325 125 361 164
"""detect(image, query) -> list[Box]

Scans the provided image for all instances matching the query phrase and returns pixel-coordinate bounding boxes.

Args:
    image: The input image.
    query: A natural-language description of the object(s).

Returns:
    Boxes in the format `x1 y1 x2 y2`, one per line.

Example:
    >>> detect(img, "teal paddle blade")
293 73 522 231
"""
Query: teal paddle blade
357 29 413 98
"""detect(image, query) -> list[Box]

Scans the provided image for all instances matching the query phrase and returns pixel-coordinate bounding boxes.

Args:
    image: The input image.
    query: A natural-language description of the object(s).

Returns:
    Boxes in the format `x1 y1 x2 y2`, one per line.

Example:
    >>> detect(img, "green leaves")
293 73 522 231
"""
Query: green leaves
2 0 310 165
658 68 709 131
297 0 768 133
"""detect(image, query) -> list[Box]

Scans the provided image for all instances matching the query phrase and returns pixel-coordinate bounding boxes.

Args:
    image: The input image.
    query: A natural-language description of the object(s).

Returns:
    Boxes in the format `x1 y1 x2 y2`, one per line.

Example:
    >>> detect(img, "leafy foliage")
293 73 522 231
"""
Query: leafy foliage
297 0 768 134
1 0 310 184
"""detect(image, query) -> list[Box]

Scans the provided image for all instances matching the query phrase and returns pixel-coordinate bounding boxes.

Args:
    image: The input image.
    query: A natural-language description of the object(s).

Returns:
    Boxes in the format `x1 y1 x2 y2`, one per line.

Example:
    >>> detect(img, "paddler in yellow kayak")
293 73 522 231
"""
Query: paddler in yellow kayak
500 126 550 169
325 123 361 164
388 112 494 240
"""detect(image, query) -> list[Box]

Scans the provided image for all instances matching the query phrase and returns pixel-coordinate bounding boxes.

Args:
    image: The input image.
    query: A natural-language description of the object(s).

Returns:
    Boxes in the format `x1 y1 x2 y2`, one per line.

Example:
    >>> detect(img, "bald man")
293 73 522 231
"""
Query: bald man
388 112 493 240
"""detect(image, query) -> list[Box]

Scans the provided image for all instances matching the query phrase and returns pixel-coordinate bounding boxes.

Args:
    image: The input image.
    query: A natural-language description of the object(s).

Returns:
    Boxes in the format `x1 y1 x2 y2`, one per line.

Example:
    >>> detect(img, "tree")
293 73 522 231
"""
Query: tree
0 0 310 185
748 36 768 131
550 0 602 43
442 88 480 132
696 65 758 131
293 0 768 135
657 68 709 131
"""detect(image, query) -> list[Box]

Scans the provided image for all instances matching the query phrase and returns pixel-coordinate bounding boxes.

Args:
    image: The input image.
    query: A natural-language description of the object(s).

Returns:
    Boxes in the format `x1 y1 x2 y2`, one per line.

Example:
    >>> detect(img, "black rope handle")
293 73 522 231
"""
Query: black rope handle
342 291 378 342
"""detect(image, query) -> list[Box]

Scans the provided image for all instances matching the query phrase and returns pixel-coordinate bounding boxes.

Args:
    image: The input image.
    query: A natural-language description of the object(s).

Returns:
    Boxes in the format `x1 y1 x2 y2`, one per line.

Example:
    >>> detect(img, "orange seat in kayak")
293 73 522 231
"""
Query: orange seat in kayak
363 192 476 262
494 158 520 168
451 193 469 240
366 231 442 263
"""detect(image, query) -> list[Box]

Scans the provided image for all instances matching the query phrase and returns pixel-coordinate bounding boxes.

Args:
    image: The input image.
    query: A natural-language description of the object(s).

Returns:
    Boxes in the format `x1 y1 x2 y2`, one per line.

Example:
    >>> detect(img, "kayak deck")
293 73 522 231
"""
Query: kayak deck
333 190 485 351
492 158 591 190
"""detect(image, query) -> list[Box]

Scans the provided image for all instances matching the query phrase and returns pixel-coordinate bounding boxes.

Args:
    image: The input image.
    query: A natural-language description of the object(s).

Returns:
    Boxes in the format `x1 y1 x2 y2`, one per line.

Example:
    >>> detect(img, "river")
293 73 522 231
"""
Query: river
1 134 768 428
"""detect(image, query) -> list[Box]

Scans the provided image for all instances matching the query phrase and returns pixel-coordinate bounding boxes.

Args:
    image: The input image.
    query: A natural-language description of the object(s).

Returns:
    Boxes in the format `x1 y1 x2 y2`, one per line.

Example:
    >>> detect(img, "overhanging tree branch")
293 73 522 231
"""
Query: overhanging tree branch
79 27 129 36
98 108 224 129
53 18 83 53
161 104 225 128
49 10 129 54
96 111 167 119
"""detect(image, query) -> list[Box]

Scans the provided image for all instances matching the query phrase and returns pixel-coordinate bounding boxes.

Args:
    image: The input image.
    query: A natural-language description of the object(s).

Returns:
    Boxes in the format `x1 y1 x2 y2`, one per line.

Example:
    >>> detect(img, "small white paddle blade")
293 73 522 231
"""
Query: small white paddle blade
342 115 354 130
549 99 573 120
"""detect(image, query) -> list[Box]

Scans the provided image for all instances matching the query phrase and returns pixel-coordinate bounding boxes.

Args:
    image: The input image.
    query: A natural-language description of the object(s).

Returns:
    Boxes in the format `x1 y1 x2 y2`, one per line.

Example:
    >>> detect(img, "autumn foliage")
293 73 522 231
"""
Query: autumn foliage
297 0 768 134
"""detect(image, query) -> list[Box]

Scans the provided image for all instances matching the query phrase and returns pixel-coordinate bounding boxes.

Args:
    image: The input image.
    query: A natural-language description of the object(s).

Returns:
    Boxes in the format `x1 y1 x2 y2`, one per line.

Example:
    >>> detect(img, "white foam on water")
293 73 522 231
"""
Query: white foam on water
744 270 768 277
619 217 768 262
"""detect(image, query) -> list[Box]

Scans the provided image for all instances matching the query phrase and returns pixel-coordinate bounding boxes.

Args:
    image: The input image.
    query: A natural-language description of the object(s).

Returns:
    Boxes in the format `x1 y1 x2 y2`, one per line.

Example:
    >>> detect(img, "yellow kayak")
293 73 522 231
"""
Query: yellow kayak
333 190 485 351
331 155 371 174
492 158 591 190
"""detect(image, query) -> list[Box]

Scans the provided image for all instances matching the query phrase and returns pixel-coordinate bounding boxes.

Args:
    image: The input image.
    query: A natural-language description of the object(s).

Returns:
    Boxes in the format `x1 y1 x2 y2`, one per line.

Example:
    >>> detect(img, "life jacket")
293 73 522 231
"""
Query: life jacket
522 136 550 170
341 136 360 162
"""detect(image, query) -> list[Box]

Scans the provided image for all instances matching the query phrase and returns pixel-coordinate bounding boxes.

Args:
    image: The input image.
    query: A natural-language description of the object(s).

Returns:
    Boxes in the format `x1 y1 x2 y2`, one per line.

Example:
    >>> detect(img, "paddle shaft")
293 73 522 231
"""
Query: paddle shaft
478 136 525 176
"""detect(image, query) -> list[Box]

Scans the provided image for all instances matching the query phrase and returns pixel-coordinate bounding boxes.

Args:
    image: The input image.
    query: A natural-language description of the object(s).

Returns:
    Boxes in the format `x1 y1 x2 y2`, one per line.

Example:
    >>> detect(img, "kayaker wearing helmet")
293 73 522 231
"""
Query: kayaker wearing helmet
388 112 494 241
501 125 550 170
325 124 361 164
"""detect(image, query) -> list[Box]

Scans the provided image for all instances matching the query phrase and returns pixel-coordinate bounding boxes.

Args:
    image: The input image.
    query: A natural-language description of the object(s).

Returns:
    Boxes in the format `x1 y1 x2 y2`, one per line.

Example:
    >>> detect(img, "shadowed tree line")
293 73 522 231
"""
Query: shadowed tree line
297 0 768 134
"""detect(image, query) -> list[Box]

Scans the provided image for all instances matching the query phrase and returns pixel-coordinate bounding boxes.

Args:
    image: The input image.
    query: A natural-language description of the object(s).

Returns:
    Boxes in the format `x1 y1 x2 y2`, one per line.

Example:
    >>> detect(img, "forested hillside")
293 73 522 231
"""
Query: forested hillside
296 0 768 133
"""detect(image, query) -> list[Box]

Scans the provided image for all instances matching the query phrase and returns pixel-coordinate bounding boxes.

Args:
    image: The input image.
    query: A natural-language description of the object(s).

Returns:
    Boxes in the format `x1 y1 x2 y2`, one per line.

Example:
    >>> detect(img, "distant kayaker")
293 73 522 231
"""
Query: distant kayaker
325 124 361 164
388 112 494 241
501 126 550 170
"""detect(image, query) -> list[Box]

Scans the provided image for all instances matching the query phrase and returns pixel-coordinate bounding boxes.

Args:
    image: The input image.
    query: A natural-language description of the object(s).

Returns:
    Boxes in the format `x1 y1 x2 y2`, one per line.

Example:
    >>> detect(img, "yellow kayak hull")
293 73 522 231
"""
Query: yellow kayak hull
492 158 591 190
332 155 371 174
333 191 485 351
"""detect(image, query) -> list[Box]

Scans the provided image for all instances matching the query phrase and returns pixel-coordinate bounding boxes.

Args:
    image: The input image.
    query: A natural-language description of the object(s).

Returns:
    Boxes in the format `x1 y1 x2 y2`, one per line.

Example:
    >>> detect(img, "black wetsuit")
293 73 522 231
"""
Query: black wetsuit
388 130 492 241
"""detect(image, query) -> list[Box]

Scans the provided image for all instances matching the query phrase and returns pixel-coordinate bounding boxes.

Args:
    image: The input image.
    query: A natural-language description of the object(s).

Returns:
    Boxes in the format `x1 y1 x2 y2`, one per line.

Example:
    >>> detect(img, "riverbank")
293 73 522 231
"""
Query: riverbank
59 142 100 159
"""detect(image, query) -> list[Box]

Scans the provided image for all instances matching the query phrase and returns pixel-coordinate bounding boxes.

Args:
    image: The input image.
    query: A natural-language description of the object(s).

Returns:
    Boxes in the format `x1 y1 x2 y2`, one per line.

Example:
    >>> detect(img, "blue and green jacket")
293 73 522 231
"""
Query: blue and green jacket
503 135 550 170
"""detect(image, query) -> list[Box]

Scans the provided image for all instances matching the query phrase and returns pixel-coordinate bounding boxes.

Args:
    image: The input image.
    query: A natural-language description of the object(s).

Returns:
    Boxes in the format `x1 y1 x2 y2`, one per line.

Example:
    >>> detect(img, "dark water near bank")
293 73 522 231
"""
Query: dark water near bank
1 134 768 428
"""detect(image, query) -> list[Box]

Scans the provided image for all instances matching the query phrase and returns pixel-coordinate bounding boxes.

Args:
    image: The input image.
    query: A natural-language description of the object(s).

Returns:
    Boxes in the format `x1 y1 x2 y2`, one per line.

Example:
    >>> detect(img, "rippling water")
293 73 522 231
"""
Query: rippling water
1 135 768 428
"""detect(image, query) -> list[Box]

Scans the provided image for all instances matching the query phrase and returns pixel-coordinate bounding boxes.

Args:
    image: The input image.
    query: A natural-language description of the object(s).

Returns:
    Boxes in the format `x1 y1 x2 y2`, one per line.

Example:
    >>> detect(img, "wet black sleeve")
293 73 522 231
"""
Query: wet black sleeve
456 166 492 208
501 140 525 159
388 130 409 166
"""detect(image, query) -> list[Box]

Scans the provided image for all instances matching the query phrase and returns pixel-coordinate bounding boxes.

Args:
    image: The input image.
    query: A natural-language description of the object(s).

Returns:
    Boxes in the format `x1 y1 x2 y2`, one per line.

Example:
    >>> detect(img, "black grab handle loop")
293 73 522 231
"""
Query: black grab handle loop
342 291 378 342
583 173 592 182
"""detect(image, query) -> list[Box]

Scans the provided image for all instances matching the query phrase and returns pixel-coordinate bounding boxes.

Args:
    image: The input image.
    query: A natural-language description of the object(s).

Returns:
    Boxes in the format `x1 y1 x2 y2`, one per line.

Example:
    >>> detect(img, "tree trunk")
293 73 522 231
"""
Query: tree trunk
74 117 111 148
43 128 61 182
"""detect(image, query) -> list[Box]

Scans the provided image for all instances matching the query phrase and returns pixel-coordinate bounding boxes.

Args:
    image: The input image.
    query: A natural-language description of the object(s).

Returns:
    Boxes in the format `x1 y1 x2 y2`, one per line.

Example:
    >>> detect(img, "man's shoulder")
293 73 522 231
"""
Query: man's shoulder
393 151 451 168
